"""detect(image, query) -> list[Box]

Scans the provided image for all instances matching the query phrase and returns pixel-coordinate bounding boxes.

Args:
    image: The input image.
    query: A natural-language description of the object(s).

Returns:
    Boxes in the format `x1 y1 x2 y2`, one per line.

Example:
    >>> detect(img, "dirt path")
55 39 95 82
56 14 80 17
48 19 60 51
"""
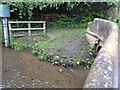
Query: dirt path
2 45 89 88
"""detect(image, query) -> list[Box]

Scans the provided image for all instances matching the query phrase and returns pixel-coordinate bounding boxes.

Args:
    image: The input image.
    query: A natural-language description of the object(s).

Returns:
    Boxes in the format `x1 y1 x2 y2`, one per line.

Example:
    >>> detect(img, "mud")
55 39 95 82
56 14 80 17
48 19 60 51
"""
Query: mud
2 44 89 88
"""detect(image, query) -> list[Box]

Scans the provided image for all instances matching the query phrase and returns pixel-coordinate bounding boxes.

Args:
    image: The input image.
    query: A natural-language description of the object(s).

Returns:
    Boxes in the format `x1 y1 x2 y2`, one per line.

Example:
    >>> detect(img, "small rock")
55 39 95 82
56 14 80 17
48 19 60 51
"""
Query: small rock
21 76 26 79
17 86 21 88
54 55 59 59
17 74 19 77
18 72 21 74
13 83 16 86
22 85 25 87
32 80 35 83
52 84 55 87
63 55 67 58
45 82 48 84
58 68 63 73
89 52 93 55
32 83 35 86
74 37 77 40
70 69 74 72
62 63 68 68
86 59 89 61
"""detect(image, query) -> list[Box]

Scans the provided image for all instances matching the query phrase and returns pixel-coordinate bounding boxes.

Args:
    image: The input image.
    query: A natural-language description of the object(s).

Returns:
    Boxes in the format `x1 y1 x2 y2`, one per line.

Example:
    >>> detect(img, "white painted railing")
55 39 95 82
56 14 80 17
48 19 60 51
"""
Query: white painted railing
8 21 46 39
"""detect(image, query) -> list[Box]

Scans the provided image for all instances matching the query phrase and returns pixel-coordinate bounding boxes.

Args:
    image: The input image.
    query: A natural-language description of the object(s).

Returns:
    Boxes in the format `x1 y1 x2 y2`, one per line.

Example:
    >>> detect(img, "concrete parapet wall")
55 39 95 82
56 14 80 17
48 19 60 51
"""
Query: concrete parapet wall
83 18 118 88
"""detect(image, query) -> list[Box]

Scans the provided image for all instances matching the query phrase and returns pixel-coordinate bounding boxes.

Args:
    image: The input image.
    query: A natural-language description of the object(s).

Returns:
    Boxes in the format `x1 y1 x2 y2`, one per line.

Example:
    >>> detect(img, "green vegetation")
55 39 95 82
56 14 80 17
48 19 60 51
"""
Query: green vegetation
47 12 107 29
0 20 3 42
117 19 120 28
9 28 94 69
72 53 82 67
6 2 117 20
10 38 26 51
47 14 79 28
82 44 94 69
1 2 117 28
0 29 2 41
1 1 118 68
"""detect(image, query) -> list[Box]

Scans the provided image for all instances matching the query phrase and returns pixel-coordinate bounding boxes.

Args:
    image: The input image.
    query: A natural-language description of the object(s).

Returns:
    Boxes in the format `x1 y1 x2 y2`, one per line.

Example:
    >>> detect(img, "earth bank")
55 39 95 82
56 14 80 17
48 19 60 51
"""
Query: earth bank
2 28 94 88
2 45 89 88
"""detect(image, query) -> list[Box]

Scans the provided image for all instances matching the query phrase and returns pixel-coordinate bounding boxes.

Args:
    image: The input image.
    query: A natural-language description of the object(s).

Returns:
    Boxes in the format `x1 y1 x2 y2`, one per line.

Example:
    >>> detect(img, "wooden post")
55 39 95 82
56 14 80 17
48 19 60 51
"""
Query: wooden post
43 21 46 33
28 23 31 36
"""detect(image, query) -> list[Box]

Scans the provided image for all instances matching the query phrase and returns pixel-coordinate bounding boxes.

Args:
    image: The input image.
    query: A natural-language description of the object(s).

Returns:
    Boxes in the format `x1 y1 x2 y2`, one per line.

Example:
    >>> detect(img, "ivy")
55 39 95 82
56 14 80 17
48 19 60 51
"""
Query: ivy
4 2 117 20
6 2 64 20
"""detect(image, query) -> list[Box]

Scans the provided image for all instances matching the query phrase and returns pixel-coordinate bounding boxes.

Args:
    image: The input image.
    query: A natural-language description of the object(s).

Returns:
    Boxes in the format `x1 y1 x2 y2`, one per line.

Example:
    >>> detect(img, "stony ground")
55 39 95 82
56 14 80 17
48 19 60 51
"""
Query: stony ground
2 44 89 88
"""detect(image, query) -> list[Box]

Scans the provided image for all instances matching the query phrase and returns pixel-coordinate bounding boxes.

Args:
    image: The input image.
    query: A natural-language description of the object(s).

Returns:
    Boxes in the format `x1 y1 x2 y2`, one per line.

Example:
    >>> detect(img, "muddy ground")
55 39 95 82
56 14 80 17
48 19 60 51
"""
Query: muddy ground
2 29 92 88
2 45 89 88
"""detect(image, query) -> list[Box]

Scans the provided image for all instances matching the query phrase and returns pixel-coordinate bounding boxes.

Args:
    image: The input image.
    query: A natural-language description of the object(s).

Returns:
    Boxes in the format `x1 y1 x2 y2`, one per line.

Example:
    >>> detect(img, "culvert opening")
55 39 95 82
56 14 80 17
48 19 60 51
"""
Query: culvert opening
92 43 98 58
97 46 102 53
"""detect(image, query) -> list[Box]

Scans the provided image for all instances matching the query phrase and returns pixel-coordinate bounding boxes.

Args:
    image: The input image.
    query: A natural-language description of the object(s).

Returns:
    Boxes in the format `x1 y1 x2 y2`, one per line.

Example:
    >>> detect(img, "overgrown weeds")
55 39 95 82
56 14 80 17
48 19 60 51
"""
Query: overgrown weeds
9 28 95 69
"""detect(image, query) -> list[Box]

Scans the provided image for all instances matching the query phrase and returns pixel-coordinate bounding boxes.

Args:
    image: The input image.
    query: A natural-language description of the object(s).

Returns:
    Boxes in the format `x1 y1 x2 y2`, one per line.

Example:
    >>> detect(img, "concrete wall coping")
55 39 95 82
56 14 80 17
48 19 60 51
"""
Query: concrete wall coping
83 18 118 88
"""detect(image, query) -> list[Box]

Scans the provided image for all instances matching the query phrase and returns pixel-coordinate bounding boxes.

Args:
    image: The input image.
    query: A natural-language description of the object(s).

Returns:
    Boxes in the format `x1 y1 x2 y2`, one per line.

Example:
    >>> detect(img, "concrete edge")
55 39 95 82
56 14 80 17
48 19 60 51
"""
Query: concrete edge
83 18 118 88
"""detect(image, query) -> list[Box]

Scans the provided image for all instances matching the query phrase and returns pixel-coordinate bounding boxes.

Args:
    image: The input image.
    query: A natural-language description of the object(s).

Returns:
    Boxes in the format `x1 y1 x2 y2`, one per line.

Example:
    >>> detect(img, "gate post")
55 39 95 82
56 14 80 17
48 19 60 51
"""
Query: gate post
0 4 10 48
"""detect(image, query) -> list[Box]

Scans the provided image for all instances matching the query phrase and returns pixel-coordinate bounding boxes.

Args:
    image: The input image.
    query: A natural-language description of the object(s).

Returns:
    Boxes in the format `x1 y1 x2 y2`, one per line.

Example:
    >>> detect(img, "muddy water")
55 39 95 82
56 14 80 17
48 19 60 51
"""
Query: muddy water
2 43 89 88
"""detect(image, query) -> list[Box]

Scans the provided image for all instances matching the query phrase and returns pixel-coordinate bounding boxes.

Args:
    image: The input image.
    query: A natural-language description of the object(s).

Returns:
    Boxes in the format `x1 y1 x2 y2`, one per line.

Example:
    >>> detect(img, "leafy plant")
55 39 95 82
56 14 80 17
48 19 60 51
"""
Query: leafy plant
10 38 28 51
116 19 120 28
47 14 79 29
80 44 94 69
0 29 3 41
72 54 81 67
9 29 94 68
5 2 117 21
